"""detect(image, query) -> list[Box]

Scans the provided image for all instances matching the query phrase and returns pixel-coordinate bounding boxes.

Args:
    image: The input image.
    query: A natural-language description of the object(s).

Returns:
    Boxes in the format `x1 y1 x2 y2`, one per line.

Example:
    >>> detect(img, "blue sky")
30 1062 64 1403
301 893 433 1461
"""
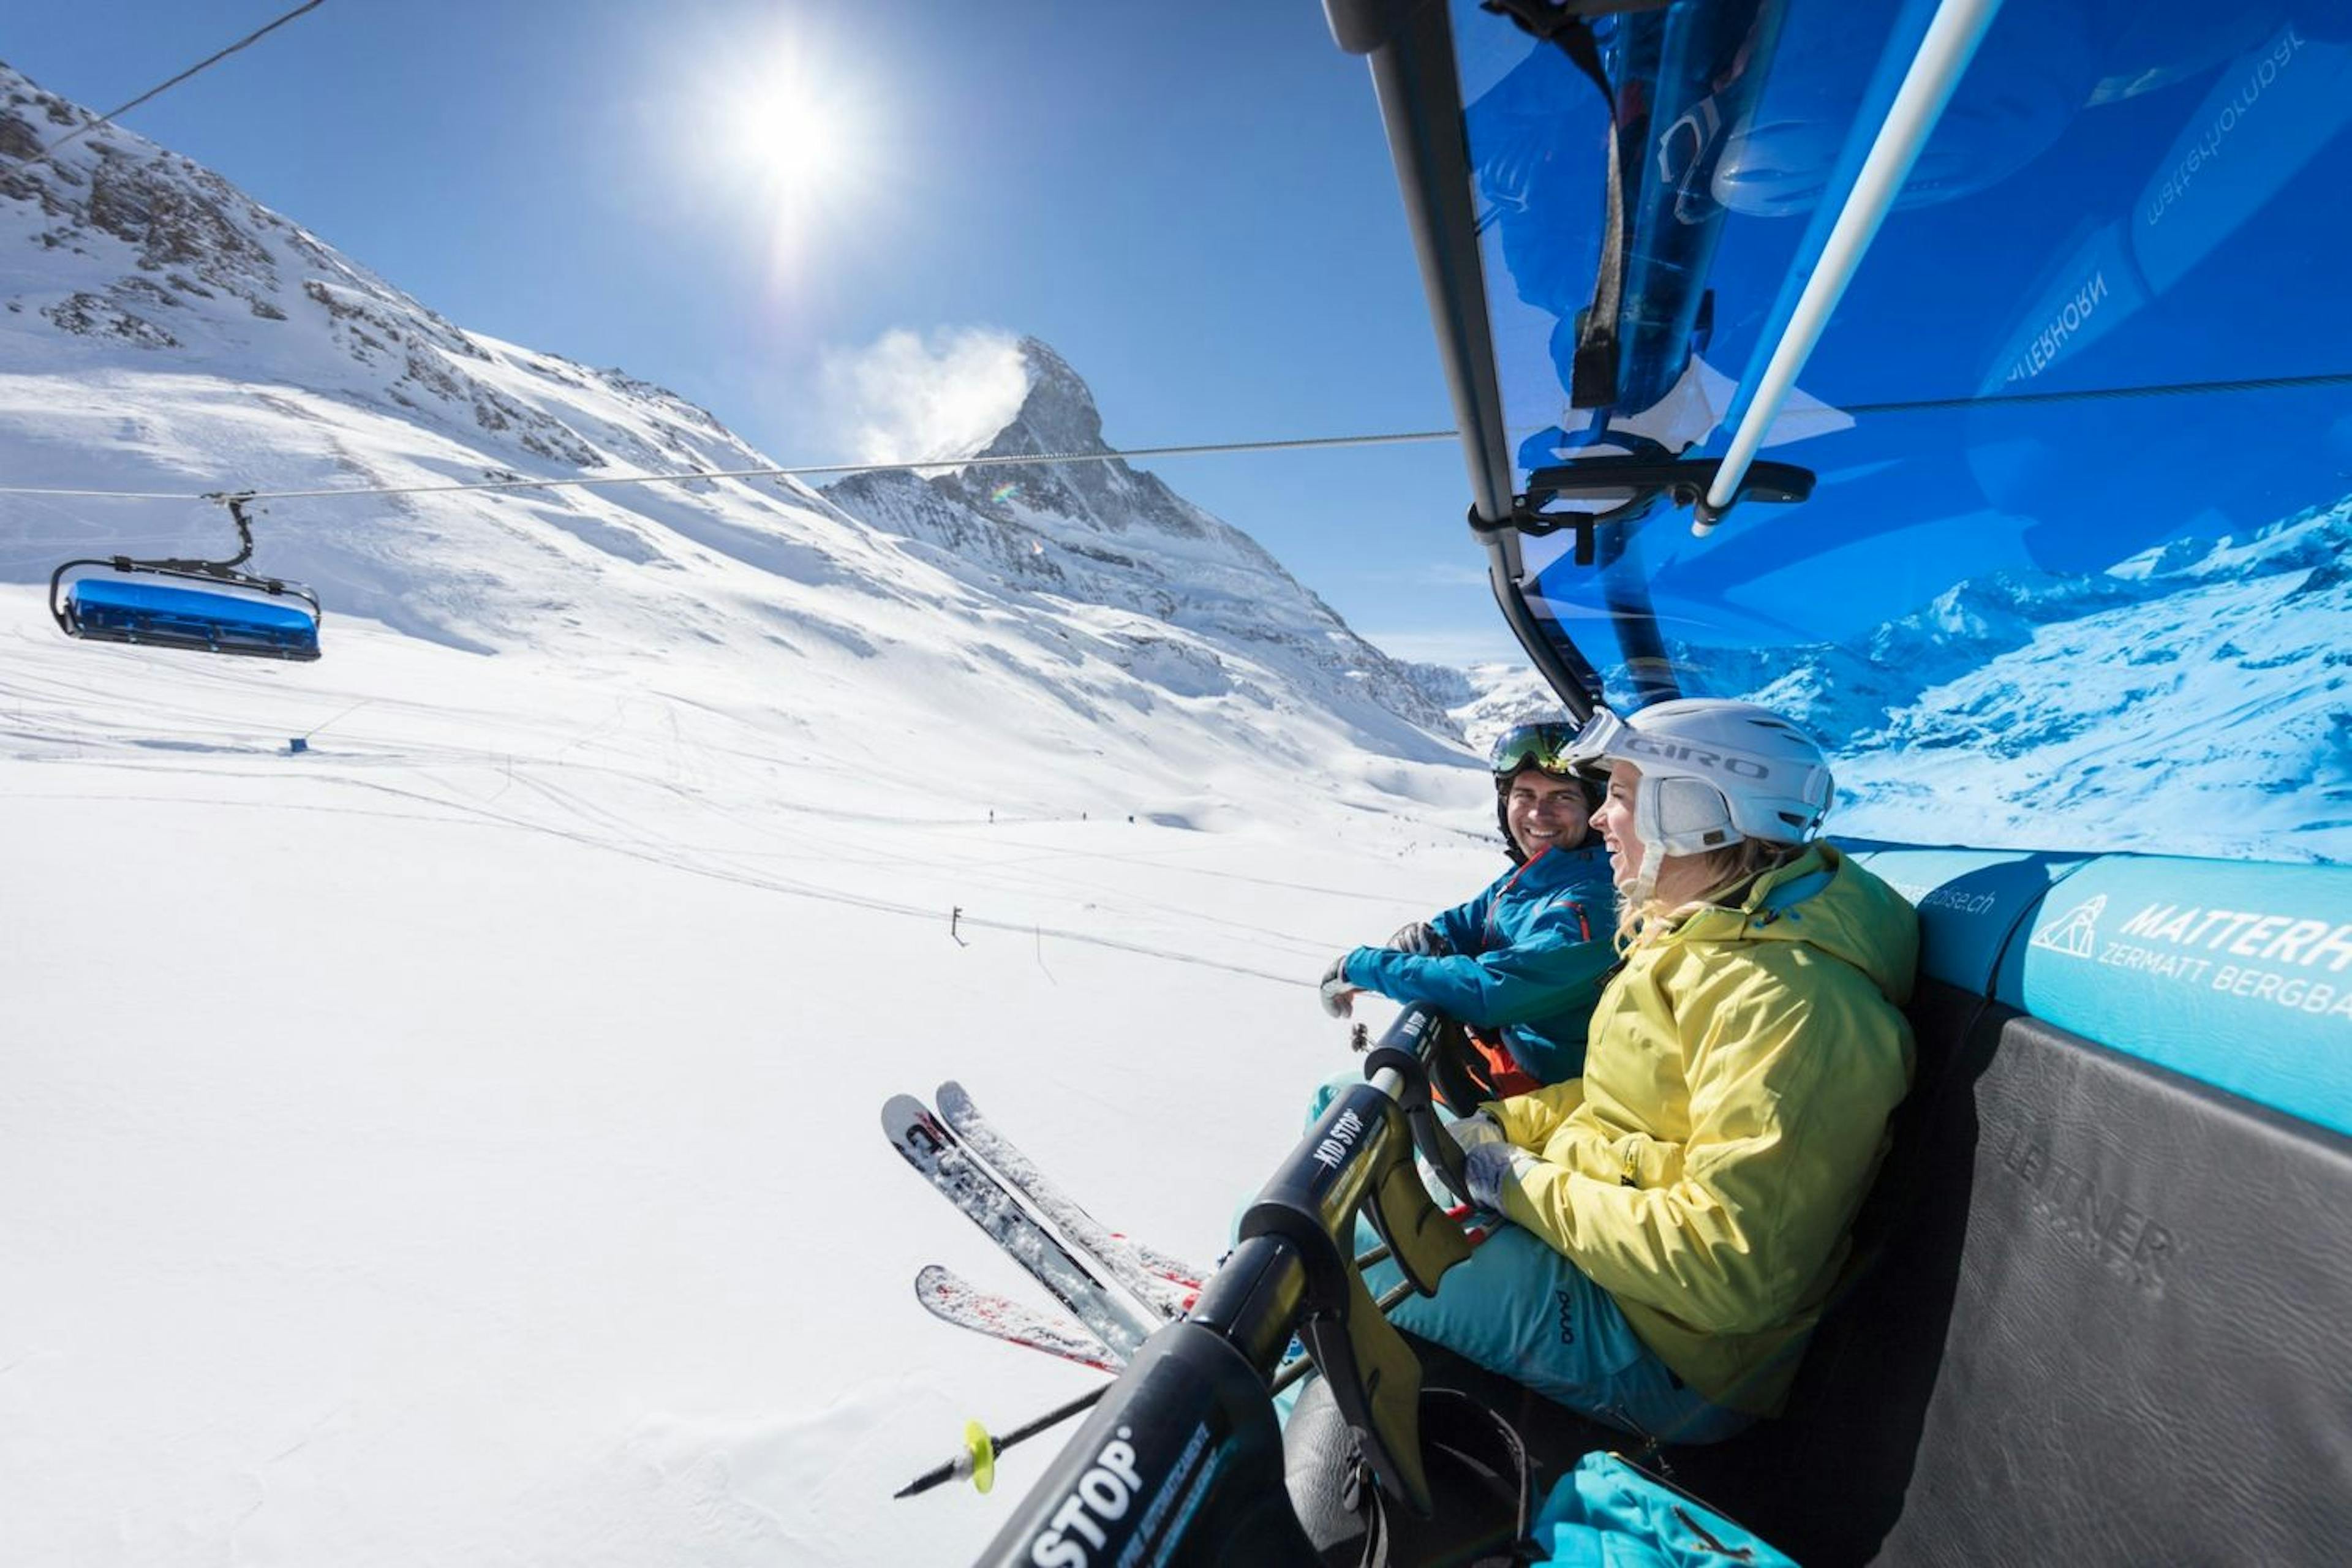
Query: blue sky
6 0 1520 662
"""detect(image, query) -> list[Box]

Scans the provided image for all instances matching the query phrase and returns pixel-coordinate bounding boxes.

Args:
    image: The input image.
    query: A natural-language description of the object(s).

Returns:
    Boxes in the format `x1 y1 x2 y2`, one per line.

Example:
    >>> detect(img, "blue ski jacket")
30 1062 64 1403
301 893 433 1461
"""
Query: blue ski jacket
1341 843 1618 1084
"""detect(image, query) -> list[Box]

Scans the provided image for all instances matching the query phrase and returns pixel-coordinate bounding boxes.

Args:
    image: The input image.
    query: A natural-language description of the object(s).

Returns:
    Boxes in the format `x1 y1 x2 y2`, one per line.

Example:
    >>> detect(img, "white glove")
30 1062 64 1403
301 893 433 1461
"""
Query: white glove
1385 921 1445 956
1412 1150 1455 1204
1319 956 1359 1019
1464 1140 1536 1210
1414 1113 1508 1205
1448 1111 1507 1156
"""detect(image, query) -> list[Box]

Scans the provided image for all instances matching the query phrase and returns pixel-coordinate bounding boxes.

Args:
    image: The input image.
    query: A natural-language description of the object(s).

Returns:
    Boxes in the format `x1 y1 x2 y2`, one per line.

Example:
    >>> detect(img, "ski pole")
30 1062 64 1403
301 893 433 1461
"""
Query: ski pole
894 1403 1095 1500
894 1212 1494 1500
892 1281 1408 1500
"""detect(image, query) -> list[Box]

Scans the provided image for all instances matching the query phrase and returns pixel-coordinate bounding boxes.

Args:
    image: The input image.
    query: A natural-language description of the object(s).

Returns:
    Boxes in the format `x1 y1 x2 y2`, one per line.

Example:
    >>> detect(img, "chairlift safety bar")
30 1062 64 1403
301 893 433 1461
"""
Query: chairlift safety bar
1697 0 2008 532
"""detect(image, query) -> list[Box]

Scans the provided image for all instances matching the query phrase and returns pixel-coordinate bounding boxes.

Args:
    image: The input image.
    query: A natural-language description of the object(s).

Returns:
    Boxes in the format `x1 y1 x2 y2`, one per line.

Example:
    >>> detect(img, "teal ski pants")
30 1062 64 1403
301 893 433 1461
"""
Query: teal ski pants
1300 1070 1752 1446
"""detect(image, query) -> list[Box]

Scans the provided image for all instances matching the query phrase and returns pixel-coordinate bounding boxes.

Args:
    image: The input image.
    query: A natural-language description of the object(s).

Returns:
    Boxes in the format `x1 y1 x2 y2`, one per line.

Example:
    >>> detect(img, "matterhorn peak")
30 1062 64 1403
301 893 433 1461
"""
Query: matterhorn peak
976 336 1109 461
814 333 1458 739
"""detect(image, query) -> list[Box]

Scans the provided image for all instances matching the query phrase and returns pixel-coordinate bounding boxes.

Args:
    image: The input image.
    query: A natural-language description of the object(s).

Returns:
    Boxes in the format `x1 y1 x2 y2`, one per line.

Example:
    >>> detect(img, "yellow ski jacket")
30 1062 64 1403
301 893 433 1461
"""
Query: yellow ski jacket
1483 843 1918 1414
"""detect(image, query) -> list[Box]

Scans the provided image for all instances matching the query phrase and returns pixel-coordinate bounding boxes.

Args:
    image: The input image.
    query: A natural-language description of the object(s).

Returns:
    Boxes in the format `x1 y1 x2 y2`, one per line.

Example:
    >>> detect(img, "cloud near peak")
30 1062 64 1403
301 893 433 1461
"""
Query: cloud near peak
818 326 1030 469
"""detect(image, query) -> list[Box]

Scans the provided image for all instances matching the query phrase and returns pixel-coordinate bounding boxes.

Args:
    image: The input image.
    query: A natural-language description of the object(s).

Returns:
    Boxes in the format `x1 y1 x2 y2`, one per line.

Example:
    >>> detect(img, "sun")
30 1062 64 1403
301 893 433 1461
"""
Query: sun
721 61 861 209
696 29 879 266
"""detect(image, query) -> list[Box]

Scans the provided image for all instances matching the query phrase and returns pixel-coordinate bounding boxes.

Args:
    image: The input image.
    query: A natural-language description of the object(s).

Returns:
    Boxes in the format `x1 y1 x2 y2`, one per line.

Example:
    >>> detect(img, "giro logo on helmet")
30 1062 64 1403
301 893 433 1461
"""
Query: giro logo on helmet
1621 735 1773 778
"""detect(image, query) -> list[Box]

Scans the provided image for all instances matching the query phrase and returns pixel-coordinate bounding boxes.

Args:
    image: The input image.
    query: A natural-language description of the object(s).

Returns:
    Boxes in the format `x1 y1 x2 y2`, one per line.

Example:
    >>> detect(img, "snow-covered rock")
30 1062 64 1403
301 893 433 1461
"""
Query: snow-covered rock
820 337 1459 753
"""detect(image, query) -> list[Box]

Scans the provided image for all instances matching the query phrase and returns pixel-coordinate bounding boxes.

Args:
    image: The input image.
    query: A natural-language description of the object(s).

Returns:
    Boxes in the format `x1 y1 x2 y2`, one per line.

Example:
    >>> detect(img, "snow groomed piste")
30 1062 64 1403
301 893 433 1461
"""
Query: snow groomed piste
908 2 2352 1563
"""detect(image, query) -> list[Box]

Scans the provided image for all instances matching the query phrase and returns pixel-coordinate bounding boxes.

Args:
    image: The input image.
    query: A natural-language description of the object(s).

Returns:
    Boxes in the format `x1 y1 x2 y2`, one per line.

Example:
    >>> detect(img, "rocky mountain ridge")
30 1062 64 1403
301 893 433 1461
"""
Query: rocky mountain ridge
821 337 1452 734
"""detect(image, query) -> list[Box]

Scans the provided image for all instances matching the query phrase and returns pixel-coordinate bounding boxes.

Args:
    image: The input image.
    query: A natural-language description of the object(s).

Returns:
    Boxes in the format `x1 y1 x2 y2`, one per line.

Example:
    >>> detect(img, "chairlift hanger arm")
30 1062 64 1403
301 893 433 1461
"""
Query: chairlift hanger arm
1499 454 1815 564
1326 0 1615 720
1484 542 1607 720
1325 0 1515 526
1329 1 1797 717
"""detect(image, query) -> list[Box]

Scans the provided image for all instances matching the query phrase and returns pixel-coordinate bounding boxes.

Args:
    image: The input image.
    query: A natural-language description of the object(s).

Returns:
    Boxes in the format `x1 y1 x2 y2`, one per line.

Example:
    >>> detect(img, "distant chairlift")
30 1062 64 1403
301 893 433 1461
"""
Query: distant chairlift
50 493 322 661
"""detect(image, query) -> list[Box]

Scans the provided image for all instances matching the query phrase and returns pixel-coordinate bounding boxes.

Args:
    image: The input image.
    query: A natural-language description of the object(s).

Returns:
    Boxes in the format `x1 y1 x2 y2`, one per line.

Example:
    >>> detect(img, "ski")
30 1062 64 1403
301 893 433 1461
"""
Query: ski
1118 1234 1206 1307
914 1264 1120 1373
935 1080 1204 1321
881 1095 1153 1360
1120 1235 1208 1295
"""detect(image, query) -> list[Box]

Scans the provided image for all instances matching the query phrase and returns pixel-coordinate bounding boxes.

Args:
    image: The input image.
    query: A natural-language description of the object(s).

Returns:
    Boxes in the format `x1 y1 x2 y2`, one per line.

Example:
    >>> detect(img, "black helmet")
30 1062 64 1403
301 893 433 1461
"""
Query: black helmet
1488 721 1604 862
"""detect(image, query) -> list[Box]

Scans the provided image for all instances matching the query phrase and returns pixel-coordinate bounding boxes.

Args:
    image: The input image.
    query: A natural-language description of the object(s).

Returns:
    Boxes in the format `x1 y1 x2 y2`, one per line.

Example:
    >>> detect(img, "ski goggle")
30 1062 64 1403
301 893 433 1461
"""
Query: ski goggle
1489 715 1618 777
1513 707 1828 805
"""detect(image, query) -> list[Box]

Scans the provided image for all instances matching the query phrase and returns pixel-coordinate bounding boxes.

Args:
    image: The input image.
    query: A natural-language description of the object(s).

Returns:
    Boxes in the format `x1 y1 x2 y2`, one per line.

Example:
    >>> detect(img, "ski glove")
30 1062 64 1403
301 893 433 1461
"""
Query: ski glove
1418 1110 1507 1205
1319 956 1360 1019
1464 1139 1539 1211
1449 1111 1507 1156
1385 921 1446 956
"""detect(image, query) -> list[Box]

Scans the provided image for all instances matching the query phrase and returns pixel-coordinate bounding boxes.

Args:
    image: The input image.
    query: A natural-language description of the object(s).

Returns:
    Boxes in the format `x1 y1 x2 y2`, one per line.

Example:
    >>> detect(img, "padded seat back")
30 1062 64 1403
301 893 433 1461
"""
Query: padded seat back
1877 1009 2352 1563
1673 848 2352 1564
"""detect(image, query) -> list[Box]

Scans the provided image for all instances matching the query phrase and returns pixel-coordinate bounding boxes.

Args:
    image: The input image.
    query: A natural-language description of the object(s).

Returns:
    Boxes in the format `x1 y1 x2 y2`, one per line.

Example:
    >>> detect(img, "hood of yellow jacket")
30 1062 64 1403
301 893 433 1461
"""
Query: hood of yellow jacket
1668 843 1920 1008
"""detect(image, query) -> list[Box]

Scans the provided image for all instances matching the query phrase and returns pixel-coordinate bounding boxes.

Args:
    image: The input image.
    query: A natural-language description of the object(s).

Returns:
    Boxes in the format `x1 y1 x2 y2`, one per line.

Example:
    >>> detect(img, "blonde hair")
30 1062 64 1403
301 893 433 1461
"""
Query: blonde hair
1615 836 1806 949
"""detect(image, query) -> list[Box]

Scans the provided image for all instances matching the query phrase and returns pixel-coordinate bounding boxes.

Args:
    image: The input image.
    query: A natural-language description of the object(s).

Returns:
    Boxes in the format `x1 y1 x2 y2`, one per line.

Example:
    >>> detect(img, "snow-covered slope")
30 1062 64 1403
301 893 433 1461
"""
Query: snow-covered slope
0 62 1466 812
0 594 1501 1568
1833 500 2351 858
0 74 1521 1563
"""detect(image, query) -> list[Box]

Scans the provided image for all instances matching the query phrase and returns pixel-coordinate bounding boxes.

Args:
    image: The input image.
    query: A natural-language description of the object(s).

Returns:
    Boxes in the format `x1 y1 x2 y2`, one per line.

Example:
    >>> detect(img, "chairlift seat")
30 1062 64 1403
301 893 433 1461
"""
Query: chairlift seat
61 571 322 661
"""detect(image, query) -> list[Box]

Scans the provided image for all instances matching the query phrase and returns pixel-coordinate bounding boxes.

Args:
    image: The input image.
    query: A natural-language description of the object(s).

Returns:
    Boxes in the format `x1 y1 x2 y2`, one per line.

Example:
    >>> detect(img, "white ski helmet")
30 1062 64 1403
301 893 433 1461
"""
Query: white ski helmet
1562 699 1834 895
